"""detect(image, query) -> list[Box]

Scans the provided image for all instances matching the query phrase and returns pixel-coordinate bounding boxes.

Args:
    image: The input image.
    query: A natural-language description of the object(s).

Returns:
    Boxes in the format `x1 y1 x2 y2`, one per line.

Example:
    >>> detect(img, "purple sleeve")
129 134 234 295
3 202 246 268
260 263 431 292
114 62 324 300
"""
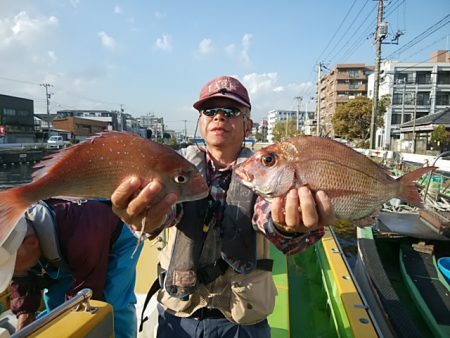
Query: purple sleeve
53 200 122 300
10 277 42 316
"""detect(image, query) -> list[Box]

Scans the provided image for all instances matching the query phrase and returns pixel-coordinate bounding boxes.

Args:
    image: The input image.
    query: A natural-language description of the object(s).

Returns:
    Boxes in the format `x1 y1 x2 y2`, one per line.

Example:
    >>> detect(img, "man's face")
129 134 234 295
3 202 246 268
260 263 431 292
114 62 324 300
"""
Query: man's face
198 98 252 149
14 235 41 276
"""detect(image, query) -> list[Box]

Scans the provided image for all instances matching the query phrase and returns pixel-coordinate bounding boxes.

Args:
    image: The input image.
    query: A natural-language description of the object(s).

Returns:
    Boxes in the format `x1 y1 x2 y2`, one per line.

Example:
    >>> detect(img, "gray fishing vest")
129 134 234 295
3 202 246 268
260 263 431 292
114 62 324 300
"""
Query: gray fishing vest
164 146 257 298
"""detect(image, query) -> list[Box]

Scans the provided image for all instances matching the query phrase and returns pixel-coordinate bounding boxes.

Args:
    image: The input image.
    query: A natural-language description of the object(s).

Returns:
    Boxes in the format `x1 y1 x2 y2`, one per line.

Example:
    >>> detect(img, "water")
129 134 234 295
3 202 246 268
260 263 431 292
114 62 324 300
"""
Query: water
0 162 358 266
0 162 34 188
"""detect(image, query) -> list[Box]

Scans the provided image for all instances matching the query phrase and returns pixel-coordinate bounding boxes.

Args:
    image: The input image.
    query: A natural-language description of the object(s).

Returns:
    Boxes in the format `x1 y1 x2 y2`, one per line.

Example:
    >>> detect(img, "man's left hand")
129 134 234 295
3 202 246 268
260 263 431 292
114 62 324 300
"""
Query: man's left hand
271 186 336 234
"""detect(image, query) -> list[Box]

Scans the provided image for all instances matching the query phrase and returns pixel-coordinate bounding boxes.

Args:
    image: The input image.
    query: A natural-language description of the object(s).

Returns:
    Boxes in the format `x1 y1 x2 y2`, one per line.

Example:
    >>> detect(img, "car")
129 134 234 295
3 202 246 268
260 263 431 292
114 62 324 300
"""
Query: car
47 135 70 149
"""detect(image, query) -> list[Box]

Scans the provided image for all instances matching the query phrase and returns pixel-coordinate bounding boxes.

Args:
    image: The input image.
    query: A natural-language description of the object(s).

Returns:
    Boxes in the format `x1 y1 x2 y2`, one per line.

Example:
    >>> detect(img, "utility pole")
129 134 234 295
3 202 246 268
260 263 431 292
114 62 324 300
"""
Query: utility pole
400 79 406 124
285 113 288 137
412 85 418 153
316 62 323 136
295 96 303 131
182 119 188 141
119 104 124 131
369 0 385 149
40 83 53 137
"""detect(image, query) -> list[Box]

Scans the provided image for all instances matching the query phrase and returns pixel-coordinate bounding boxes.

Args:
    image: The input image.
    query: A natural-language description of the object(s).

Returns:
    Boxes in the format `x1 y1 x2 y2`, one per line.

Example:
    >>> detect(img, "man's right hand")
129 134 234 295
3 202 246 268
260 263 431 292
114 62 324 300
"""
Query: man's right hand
111 177 178 233
16 313 36 332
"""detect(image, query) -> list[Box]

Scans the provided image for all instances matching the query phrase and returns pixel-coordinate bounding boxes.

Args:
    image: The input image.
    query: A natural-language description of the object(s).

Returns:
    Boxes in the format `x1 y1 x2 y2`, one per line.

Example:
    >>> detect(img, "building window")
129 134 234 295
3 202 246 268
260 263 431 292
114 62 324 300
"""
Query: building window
436 92 450 105
416 71 432 84
392 93 403 105
3 108 15 116
348 70 359 78
391 113 402 125
393 92 414 105
349 81 360 89
437 71 450 84
395 72 414 84
416 92 430 105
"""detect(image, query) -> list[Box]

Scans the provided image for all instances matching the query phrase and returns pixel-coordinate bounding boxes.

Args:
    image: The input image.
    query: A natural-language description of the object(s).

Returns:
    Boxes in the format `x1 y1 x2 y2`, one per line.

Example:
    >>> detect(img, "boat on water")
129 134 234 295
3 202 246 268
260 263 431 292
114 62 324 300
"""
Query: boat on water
0 227 379 337
355 209 450 338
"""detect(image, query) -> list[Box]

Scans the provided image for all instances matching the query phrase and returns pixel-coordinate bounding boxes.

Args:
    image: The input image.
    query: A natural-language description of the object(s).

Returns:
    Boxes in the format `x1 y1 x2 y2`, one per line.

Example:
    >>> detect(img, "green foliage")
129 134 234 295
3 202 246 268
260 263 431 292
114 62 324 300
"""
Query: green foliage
254 131 263 142
431 125 449 152
332 96 385 146
272 119 302 142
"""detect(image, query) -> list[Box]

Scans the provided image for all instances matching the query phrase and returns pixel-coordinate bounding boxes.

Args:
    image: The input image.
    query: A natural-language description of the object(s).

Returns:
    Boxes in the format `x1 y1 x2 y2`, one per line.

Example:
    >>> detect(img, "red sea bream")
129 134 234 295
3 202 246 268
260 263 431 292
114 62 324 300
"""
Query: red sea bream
0 132 209 246
235 136 435 221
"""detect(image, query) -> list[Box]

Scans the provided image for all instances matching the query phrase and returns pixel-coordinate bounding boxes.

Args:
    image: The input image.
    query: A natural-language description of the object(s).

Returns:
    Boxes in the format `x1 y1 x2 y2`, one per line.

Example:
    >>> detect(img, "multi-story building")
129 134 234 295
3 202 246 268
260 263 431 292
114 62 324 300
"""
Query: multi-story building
0 94 35 143
317 64 373 137
266 109 314 142
256 120 268 142
137 113 165 139
368 54 450 150
267 110 297 143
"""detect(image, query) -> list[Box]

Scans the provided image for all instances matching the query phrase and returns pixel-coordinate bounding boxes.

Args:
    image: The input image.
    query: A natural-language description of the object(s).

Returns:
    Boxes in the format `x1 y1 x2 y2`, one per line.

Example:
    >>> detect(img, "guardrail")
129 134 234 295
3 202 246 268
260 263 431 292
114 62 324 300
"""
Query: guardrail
11 289 97 338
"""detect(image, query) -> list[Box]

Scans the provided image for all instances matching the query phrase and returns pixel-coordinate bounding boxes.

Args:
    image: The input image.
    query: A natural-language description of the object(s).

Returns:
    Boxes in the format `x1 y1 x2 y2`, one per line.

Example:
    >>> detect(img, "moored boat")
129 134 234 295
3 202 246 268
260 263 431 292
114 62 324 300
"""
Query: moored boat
0 227 378 337
355 211 450 338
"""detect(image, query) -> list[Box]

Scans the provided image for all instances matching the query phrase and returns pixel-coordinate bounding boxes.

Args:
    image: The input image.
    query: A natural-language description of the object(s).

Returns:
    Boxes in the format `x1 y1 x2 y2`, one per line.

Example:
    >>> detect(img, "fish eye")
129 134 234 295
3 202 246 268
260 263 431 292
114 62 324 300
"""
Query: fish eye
261 153 276 167
174 175 188 184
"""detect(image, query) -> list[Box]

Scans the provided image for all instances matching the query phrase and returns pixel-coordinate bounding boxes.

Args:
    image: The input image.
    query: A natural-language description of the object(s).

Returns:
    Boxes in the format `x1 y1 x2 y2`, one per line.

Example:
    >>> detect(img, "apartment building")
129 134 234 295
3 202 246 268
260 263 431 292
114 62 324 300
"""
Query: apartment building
317 64 373 137
368 56 450 150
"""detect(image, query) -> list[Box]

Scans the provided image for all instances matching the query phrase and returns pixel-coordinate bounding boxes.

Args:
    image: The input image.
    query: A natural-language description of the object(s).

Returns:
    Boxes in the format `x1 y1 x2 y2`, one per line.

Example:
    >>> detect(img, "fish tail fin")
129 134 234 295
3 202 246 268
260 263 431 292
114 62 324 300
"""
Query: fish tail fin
398 166 437 208
0 187 32 246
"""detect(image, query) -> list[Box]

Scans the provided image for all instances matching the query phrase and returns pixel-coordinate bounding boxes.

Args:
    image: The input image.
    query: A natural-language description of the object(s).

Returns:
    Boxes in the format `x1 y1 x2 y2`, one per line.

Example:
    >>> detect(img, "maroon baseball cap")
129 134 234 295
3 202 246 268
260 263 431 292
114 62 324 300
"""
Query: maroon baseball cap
193 76 251 110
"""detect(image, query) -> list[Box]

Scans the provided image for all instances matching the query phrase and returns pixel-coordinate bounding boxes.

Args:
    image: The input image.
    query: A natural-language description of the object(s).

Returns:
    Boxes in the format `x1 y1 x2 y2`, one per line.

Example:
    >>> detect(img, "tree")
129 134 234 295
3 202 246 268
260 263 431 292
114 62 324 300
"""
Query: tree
332 96 386 148
431 125 449 152
272 119 302 142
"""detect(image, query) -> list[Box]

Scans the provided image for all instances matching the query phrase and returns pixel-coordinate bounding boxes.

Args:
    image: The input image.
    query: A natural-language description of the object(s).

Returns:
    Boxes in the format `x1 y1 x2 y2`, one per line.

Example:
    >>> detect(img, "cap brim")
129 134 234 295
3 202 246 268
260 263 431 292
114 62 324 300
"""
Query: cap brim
0 251 17 292
0 217 27 292
193 92 251 110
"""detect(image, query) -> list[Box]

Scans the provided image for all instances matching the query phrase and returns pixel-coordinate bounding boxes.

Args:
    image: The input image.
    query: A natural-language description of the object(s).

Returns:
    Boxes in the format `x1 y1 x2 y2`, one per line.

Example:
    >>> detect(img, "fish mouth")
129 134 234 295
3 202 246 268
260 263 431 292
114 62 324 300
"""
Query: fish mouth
235 166 254 183
191 189 209 200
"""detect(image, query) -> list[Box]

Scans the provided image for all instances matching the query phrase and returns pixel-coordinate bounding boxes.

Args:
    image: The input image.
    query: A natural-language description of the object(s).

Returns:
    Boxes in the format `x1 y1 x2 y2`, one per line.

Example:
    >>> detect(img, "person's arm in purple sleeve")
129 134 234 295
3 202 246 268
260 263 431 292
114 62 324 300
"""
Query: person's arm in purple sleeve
10 276 42 331
253 187 335 256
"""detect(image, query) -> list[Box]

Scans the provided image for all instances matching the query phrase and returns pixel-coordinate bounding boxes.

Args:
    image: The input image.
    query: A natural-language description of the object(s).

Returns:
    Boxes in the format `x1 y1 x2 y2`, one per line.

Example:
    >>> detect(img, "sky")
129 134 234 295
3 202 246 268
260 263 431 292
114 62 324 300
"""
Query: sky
0 0 449 136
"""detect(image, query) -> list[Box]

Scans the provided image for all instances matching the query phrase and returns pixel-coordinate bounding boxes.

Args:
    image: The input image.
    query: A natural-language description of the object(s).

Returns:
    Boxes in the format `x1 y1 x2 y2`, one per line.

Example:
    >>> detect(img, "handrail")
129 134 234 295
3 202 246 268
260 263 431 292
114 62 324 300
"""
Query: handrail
11 288 97 338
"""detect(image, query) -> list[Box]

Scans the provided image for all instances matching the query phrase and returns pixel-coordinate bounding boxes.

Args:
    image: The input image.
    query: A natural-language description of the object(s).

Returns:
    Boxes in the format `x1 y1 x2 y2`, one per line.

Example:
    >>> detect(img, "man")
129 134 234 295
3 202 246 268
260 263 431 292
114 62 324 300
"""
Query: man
111 75 335 337
0 199 142 338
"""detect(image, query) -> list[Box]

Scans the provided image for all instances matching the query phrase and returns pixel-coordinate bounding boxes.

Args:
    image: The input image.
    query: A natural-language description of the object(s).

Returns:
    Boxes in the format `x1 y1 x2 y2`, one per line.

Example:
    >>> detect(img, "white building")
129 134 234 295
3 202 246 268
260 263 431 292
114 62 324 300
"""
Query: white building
368 57 450 150
266 109 315 142
267 110 297 143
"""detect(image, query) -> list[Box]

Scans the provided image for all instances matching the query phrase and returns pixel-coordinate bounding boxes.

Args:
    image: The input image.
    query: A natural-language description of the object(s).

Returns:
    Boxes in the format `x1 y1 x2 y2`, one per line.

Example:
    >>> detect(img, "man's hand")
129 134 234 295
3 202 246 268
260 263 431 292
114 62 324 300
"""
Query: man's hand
271 186 335 234
111 177 178 233
16 312 36 332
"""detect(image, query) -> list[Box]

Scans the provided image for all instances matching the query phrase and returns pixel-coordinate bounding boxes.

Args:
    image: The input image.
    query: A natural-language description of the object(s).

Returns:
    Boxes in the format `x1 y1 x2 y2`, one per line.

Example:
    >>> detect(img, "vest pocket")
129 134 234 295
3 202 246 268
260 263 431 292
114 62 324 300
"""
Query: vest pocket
229 270 277 325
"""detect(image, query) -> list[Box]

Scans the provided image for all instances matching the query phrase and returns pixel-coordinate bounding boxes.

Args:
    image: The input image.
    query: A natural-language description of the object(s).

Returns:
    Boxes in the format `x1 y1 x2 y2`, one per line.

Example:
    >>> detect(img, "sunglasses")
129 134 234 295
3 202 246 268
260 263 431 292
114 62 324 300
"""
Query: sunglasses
201 107 243 118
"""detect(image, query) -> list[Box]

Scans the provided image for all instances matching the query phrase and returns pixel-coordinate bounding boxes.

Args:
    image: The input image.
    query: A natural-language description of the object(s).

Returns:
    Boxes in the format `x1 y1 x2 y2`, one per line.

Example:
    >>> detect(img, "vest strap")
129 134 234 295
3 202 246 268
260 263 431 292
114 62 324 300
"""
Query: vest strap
197 258 229 285
138 277 161 333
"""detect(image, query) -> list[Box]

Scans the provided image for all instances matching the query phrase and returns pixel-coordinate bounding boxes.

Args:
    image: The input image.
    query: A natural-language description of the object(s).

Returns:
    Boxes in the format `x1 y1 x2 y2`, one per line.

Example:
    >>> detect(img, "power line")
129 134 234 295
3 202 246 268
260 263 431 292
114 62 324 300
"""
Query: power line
325 0 372 64
386 14 450 59
314 0 359 64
